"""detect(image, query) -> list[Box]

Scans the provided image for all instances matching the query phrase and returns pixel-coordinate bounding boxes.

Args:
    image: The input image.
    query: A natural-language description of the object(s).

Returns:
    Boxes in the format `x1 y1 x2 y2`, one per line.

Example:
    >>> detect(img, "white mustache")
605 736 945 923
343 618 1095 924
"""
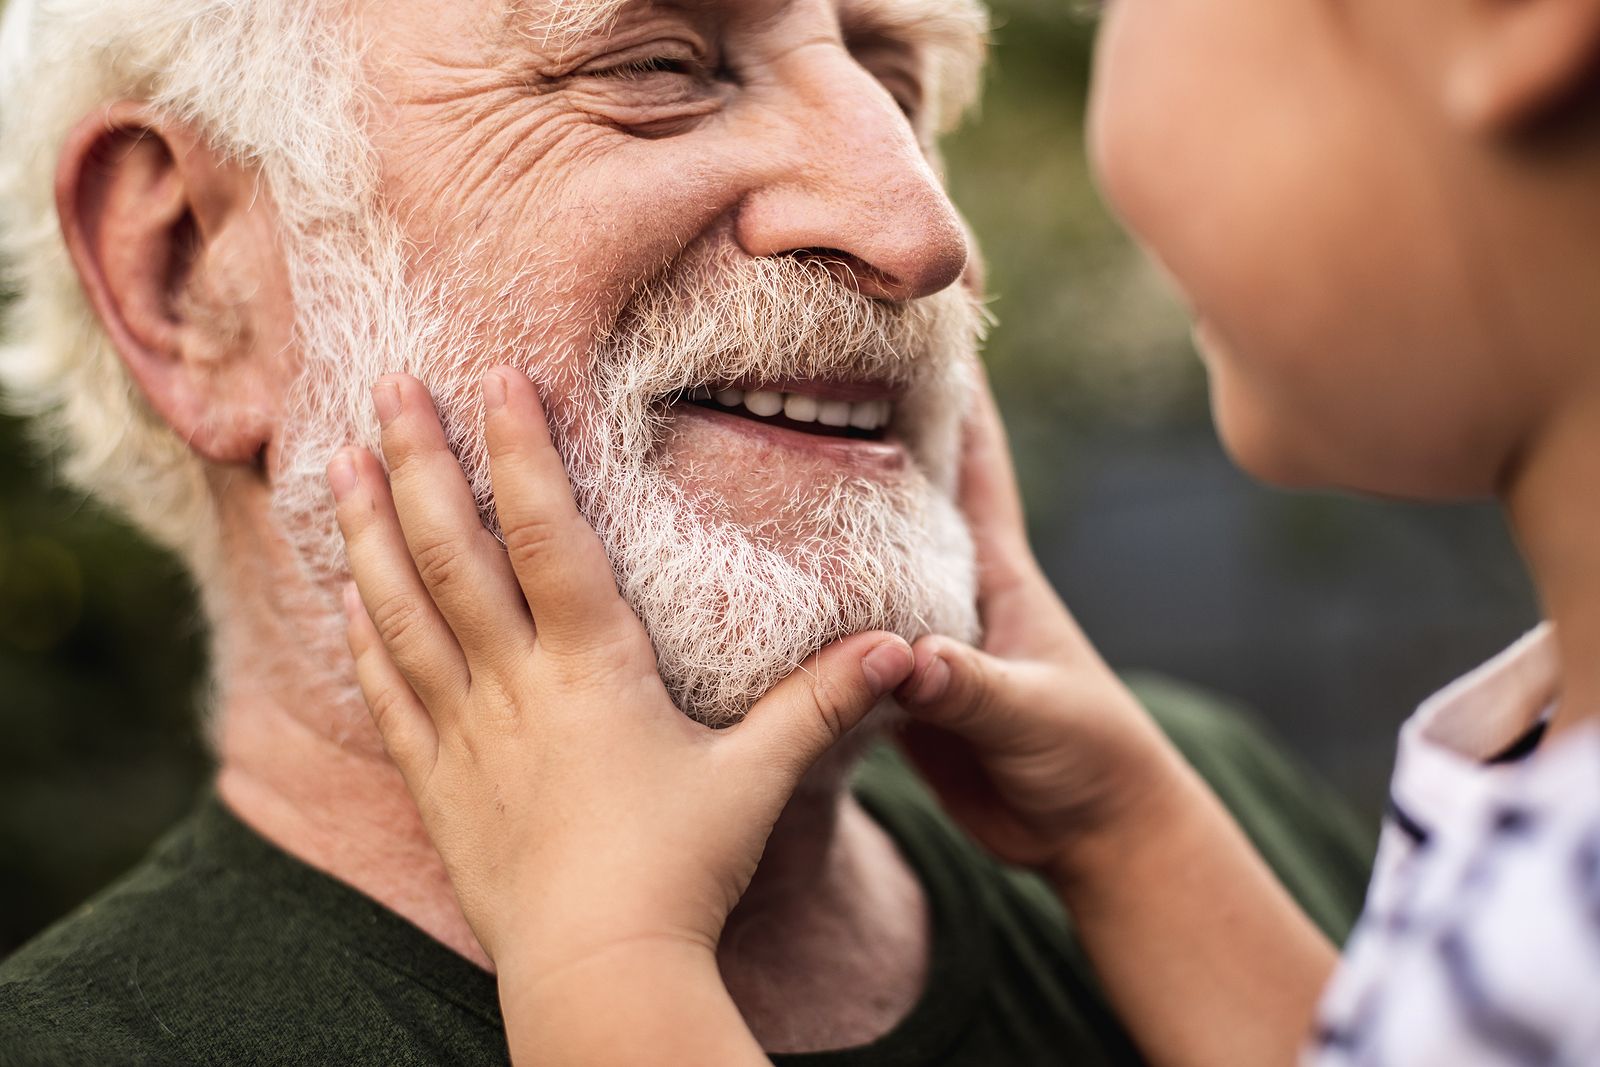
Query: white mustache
588 247 978 415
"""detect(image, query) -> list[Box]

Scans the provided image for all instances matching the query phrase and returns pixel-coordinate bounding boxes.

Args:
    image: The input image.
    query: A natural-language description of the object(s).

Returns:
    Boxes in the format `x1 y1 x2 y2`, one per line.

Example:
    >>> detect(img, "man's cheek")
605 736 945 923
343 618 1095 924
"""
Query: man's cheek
382 94 599 239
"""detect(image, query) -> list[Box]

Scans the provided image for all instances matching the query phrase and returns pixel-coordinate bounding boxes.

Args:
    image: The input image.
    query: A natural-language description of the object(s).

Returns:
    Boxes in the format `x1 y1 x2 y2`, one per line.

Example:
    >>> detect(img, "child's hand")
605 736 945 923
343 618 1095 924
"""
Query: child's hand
328 368 914 984
894 369 1198 882
895 372 1336 1067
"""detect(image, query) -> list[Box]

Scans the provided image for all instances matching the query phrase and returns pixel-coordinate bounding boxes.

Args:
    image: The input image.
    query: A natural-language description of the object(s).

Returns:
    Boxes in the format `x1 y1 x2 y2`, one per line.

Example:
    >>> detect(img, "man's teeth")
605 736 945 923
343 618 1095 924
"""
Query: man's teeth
817 400 852 428
692 386 892 432
745 389 784 418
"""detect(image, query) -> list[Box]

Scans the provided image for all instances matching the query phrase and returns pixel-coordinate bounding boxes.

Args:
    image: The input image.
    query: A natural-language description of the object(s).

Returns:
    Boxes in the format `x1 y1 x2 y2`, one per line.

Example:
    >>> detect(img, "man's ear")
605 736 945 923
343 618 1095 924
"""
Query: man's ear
56 101 284 469
1444 0 1600 132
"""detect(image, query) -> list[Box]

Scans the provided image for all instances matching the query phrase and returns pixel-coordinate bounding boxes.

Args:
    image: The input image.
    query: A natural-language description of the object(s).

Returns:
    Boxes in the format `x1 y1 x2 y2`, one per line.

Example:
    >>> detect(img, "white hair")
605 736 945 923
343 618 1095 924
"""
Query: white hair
0 0 379 576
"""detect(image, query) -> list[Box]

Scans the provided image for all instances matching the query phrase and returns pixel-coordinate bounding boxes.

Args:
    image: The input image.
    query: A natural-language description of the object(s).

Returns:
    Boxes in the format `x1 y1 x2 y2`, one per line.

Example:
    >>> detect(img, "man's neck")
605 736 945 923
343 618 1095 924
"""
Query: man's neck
211 662 927 1051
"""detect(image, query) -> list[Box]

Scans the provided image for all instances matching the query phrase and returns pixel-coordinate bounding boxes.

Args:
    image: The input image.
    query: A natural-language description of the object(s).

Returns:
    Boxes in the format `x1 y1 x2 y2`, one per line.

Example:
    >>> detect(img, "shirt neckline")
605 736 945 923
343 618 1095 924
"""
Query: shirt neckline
192 793 503 1024
770 777 997 1065
197 756 997 1063
1390 624 1561 844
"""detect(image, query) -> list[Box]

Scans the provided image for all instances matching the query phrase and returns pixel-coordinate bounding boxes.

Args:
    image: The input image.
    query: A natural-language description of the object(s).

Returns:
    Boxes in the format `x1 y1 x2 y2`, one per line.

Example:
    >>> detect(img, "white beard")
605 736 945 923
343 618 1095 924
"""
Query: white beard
271 238 982 728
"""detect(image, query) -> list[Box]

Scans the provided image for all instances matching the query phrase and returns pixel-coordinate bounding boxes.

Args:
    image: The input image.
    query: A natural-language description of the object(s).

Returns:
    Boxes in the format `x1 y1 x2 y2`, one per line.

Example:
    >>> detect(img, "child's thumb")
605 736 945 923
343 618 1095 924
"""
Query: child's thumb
730 633 914 782
896 636 1017 745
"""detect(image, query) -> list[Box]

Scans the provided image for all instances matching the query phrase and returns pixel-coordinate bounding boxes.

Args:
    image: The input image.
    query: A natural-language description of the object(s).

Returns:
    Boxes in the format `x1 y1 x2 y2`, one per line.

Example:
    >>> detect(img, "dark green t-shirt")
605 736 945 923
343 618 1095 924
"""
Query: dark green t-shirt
0 678 1374 1066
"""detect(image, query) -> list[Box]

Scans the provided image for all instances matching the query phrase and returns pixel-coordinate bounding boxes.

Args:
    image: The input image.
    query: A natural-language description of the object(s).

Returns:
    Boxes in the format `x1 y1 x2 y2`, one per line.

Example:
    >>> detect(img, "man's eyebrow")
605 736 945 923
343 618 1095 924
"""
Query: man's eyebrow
504 0 630 50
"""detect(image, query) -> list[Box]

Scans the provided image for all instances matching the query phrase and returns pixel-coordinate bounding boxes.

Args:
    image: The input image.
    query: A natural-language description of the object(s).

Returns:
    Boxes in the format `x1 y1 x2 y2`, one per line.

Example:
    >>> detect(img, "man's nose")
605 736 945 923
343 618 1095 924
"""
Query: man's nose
735 59 970 302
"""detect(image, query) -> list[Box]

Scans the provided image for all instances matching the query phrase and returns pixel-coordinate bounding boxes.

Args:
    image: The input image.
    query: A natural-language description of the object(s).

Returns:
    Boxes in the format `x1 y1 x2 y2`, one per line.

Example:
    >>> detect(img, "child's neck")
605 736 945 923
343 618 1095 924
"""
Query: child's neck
1505 387 1600 736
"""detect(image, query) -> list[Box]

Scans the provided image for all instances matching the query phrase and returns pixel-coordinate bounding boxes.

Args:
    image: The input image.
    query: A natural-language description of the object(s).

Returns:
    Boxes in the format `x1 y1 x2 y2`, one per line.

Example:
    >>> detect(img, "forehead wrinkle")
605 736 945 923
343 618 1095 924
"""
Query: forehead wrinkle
506 0 794 45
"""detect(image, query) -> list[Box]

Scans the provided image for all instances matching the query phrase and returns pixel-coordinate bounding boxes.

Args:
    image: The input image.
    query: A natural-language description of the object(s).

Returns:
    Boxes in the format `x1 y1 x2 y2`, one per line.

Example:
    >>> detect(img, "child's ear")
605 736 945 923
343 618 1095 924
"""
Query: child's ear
1443 0 1600 132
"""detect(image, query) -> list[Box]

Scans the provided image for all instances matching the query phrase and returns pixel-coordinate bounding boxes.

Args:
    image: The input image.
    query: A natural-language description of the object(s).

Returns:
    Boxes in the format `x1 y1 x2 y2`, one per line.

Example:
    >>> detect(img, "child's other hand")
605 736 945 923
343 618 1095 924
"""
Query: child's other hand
328 368 913 980
900 370 1334 1067
895 368 1197 883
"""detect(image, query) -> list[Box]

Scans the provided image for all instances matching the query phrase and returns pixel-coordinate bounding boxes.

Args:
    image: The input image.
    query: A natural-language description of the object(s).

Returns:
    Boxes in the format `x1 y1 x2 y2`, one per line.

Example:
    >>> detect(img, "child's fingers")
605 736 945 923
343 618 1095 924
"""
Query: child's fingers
728 633 914 784
895 635 1022 746
373 375 534 668
482 367 640 658
343 582 438 784
330 447 470 715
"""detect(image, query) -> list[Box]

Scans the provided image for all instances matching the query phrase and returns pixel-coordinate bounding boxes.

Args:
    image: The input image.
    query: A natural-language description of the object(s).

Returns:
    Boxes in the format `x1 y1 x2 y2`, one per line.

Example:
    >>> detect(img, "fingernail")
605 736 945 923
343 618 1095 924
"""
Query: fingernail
373 379 401 427
327 451 359 502
911 656 951 705
862 641 914 697
341 581 362 619
483 369 507 412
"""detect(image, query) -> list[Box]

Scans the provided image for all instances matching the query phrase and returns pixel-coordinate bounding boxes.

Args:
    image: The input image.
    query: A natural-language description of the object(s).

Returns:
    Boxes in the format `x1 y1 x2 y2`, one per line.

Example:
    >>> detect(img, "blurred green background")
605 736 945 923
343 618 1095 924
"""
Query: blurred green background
0 0 1538 956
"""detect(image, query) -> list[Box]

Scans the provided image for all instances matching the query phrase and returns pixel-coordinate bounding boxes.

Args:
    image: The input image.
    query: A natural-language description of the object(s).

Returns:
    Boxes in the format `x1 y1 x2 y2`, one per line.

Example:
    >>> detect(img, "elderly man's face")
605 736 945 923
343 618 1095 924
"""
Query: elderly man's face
274 0 985 725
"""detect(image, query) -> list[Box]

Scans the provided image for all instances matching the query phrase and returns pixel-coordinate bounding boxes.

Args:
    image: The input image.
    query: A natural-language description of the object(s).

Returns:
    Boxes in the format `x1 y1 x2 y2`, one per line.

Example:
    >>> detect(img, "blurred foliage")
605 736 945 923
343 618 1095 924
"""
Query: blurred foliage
942 3 1208 533
0 0 1538 957
0 412 209 955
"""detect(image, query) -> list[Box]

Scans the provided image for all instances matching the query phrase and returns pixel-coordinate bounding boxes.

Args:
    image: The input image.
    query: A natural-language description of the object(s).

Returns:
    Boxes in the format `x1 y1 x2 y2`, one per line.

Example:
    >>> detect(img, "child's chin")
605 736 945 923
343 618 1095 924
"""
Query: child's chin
1208 383 1324 491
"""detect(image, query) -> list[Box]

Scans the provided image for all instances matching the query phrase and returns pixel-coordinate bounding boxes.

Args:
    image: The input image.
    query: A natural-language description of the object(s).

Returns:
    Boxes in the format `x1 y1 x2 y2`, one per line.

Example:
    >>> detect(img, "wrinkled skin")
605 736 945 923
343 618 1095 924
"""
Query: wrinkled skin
358 0 971 525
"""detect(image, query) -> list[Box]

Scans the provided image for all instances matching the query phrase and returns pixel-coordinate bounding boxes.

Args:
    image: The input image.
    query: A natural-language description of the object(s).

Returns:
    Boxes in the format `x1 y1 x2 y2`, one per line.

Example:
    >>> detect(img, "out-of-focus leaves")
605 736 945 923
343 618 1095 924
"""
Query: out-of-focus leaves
0 410 209 955
0 535 84 651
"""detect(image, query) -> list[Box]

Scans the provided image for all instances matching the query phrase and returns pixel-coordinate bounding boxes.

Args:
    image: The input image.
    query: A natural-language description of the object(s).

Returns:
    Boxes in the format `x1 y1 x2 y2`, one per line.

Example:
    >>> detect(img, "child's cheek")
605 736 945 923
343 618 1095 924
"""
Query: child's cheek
1088 1 1271 330
1085 5 1371 487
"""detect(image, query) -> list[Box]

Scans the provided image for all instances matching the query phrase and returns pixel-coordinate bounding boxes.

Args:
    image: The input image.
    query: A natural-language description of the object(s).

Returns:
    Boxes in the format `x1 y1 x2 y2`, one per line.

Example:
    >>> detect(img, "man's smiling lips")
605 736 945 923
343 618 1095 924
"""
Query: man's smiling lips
663 378 911 475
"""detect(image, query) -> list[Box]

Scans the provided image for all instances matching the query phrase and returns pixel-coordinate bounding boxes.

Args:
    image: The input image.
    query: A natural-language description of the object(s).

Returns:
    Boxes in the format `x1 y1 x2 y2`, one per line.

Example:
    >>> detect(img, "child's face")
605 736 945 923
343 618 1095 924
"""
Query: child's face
1087 0 1554 498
